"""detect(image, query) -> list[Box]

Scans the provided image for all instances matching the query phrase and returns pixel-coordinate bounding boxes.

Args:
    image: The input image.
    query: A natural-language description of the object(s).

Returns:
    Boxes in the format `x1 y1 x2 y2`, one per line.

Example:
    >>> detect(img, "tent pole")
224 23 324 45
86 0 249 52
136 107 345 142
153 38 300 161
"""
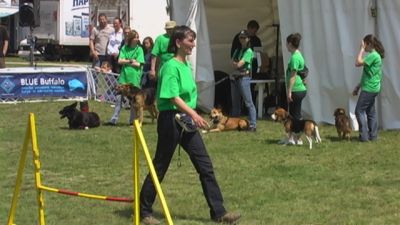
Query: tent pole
273 24 280 107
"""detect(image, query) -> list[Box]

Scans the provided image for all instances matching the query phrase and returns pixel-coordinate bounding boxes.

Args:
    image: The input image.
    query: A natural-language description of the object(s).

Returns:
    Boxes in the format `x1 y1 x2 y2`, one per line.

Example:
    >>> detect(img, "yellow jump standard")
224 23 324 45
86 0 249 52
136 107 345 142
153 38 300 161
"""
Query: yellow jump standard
7 113 173 225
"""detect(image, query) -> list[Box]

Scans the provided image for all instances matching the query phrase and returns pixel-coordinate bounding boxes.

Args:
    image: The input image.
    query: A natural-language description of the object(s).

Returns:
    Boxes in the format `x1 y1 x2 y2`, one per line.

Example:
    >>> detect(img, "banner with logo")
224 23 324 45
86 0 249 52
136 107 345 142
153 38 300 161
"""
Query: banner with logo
0 71 88 100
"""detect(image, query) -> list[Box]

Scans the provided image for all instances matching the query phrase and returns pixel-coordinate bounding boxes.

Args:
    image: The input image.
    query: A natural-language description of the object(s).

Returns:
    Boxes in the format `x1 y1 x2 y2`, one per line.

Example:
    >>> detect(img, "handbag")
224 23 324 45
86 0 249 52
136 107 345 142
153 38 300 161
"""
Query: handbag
175 113 197 132
298 65 309 80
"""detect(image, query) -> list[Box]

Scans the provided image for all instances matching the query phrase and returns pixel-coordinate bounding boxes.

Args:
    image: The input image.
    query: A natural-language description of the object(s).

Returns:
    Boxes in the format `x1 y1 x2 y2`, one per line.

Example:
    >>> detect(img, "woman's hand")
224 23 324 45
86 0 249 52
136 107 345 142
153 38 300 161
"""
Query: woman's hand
191 113 209 130
360 40 365 50
287 92 293 103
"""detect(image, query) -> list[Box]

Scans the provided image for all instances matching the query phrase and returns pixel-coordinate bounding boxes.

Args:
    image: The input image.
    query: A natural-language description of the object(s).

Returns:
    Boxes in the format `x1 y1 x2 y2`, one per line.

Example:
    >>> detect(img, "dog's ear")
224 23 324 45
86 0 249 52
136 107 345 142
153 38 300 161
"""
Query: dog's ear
71 102 78 108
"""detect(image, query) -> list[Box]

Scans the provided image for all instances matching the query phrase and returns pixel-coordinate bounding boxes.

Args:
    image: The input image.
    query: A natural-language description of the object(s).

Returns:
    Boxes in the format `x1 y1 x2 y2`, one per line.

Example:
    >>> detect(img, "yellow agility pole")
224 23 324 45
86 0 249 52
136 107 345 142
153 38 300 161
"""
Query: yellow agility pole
7 113 134 225
133 123 140 225
132 120 174 225
29 113 47 225
7 115 32 225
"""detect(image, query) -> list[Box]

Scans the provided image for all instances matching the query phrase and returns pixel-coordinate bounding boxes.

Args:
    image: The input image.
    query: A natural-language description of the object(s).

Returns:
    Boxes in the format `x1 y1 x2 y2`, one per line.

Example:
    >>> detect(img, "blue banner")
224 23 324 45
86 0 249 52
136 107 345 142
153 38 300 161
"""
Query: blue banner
0 71 88 99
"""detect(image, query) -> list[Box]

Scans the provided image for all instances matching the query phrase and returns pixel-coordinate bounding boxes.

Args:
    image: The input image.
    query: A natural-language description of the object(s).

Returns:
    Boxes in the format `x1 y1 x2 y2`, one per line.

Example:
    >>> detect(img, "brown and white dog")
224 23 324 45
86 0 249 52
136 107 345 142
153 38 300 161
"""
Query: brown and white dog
271 108 322 149
115 84 158 126
333 107 352 141
203 107 249 133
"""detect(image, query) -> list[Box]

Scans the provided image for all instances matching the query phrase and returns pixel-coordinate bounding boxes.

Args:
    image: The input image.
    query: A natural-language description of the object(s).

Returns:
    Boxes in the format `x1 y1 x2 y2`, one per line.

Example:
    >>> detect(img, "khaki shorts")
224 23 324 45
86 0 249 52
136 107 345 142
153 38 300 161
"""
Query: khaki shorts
0 57 5 68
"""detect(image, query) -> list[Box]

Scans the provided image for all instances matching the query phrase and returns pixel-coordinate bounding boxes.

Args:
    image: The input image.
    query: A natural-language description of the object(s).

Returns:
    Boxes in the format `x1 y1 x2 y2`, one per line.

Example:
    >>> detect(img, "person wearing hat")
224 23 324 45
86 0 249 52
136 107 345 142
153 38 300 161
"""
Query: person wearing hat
230 20 262 113
230 30 257 132
230 20 262 58
148 20 176 81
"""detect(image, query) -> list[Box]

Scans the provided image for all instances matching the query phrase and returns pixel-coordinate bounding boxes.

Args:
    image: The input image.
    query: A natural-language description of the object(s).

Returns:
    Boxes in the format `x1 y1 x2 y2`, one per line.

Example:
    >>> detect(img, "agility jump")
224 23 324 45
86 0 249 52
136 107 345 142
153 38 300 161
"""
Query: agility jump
7 113 173 225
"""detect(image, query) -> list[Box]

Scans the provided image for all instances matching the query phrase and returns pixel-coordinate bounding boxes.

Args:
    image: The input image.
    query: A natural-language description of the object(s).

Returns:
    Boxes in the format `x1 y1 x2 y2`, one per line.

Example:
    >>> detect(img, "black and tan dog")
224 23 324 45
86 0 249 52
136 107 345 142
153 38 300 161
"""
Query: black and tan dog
271 108 321 149
115 84 158 126
203 107 249 133
333 107 352 141
59 102 100 129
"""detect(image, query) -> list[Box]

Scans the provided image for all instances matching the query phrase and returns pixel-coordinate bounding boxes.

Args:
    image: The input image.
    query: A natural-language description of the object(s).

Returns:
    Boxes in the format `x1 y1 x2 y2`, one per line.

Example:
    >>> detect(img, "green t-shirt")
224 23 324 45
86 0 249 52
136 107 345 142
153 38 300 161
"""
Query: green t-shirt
151 33 174 69
361 50 382 93
118 45 145 87
232 48 253 72
286 50 307 92
157 58 197 111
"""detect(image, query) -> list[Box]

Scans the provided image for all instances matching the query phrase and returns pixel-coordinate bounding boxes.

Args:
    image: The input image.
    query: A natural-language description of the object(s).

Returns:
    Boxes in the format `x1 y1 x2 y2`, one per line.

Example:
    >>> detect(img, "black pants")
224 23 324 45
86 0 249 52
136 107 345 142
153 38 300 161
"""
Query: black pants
140 110 226 219
289 90 307 120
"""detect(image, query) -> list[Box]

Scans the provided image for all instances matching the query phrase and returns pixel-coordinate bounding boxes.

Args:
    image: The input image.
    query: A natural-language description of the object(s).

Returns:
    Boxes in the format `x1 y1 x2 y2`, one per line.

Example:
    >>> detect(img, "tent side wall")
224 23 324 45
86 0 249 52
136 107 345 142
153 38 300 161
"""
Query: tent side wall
377 0 400 129
278 0 376 125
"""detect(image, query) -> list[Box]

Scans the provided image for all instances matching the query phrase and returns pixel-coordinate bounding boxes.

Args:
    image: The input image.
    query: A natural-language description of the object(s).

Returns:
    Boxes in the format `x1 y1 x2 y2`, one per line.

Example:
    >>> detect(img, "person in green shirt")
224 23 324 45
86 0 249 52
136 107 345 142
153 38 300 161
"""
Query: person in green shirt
230 30 257 131
148 20 176 82
139 25 241 225
282 33 308 145
285 33 307 121
353 34 385 142
105 30 144 125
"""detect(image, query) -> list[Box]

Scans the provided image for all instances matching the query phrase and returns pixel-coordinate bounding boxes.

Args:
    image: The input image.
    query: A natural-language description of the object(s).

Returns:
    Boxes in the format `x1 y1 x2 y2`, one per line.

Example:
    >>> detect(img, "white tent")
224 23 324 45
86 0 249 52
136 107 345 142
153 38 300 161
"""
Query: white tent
172 0 400 129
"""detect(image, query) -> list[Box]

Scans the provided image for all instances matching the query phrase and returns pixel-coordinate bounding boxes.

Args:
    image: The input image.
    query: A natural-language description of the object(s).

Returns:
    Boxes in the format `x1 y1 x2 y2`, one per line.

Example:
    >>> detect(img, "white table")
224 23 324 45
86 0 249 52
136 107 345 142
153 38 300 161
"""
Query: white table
250 79 276 118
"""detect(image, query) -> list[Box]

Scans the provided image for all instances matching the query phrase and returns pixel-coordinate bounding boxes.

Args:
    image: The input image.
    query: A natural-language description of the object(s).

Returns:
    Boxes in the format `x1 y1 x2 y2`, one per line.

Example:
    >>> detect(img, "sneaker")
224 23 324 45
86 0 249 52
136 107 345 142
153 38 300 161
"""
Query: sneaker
175 113 197 132
141 216 161 225
296 139 303 145
247 127 256 132
287 138 296 145
214 212 241 224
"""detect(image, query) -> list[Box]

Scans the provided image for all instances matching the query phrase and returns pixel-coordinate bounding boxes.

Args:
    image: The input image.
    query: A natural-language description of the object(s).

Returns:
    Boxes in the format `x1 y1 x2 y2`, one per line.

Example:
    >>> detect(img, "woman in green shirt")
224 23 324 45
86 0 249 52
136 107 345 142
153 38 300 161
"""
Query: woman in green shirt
105 30 144 125
353 34 385 142
230 30 257 131
139 25 240 225
285 33 307 121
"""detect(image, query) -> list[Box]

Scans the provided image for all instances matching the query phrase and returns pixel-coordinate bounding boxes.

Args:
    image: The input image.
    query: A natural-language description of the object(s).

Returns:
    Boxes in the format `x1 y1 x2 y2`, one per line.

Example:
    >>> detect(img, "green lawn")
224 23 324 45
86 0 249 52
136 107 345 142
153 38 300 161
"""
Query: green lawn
1 101 399 225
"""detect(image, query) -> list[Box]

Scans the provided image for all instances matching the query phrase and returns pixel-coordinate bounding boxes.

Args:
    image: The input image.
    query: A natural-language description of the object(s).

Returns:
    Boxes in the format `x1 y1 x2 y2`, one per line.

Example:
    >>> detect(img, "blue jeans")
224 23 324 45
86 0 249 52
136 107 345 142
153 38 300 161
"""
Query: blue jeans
109 94 135 124
355 90 378 141
230 76 256 128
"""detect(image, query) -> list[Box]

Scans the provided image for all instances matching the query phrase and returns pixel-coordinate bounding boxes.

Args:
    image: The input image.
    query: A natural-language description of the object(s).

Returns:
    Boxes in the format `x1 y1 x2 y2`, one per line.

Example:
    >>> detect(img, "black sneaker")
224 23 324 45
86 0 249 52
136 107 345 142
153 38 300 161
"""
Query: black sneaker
175 113 197 132
247 127 256 132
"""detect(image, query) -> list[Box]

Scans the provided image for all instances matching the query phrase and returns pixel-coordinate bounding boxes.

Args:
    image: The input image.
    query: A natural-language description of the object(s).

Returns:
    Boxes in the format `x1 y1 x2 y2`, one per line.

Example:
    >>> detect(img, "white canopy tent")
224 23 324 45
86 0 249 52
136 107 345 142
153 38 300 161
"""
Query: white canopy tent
171 0 400 129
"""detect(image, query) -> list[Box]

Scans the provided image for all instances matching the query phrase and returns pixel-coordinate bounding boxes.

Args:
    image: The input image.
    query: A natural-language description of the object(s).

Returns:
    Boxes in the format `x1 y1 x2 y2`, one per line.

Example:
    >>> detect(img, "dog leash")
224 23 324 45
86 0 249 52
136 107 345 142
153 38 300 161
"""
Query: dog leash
177 129 184 167
197 76 229 92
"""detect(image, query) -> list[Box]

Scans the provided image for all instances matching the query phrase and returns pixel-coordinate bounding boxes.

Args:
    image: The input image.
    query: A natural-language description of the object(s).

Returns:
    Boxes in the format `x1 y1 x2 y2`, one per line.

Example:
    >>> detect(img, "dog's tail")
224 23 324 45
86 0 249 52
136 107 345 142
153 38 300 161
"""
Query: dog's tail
314 125 322 143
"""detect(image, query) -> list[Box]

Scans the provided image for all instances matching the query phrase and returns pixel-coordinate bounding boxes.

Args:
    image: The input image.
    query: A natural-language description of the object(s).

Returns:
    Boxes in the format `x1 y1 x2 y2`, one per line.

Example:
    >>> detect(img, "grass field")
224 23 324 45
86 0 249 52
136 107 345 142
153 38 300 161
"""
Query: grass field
1 101 399 225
